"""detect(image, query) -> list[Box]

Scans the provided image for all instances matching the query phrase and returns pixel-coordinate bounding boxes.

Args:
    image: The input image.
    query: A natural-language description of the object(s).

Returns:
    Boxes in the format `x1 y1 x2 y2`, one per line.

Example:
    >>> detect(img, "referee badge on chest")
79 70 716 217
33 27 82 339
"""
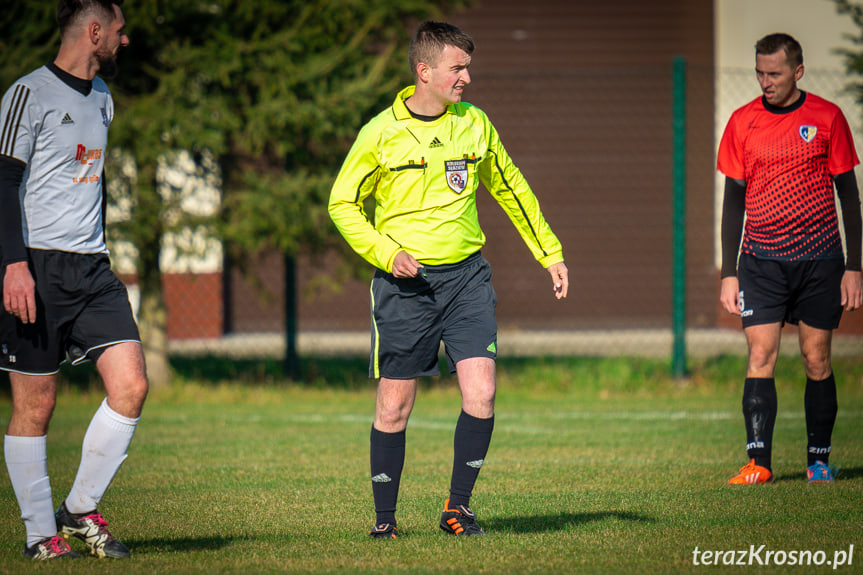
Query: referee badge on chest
445 159 468 194
799 125 817 143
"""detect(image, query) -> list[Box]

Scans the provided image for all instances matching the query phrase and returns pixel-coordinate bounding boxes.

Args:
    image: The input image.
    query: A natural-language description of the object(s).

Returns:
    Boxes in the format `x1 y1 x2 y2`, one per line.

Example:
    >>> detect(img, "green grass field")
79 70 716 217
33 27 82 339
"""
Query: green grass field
0 355 862 574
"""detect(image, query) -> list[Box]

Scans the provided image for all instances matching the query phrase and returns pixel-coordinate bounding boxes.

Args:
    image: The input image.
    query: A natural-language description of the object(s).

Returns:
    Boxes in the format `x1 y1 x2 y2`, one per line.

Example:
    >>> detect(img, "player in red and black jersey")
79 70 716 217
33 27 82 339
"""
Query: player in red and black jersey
717 33 862 485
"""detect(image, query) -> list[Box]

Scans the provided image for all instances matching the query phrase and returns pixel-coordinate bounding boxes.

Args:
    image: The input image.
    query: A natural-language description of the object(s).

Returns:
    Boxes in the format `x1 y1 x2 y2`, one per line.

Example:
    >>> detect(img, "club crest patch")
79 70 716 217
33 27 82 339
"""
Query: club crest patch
799 125 817 143
101 107 110 127
445 159 468 194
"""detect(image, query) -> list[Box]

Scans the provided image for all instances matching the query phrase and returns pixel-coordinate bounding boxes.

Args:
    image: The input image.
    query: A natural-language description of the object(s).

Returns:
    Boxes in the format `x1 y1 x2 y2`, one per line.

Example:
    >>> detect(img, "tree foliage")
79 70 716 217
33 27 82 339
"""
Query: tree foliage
111 0 469 259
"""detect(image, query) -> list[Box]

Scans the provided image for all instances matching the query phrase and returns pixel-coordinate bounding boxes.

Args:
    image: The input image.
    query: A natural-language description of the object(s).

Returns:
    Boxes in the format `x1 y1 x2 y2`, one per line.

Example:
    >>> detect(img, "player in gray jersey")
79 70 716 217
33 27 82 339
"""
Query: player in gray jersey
0 65 113 254
0 0 147 561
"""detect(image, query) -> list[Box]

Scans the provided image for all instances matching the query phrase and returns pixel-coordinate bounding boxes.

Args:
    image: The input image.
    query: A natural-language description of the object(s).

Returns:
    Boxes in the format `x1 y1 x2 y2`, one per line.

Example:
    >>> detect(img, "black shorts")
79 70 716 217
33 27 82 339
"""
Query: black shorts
369 251 498 379
737 254 844 330
0 249 141 375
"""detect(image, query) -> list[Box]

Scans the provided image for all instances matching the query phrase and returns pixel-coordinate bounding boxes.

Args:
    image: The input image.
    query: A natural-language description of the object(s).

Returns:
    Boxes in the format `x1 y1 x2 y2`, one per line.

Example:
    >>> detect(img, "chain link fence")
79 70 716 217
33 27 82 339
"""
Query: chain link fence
154 65 863 362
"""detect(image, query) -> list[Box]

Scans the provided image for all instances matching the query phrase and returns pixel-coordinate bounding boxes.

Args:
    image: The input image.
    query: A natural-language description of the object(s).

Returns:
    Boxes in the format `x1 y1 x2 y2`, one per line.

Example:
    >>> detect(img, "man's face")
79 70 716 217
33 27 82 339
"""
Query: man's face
96 4 129 78
755 49 802 107
425 44 472 107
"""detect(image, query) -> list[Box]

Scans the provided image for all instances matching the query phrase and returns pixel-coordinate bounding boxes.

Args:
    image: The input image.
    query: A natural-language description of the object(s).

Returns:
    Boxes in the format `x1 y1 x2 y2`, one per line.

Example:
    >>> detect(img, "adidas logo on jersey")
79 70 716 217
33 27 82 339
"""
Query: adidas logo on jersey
429 137 444 148
60 113 74 125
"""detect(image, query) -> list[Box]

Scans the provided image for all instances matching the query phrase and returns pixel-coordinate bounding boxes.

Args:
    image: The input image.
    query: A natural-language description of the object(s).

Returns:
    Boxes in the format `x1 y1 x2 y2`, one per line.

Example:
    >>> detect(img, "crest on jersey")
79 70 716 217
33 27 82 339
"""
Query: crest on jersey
445 159 468 193
101 107 109 127
799 125 817 143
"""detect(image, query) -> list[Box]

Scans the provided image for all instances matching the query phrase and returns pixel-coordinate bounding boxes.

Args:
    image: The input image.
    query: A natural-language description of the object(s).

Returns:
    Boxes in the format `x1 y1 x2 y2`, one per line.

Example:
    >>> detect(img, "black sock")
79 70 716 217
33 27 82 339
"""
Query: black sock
742 377 777 470
805 374 837 466
449 410 494 508
370 426 405 526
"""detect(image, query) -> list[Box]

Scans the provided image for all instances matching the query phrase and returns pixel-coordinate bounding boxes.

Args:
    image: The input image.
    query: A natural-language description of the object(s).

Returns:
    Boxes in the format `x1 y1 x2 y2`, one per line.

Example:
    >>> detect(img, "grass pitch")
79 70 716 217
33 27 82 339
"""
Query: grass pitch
0 355 861 574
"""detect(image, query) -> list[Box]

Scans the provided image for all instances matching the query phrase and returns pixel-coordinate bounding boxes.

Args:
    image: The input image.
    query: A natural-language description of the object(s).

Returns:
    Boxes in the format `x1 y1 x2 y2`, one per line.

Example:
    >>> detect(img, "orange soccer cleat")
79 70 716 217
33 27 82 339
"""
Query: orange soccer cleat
728 459 774 485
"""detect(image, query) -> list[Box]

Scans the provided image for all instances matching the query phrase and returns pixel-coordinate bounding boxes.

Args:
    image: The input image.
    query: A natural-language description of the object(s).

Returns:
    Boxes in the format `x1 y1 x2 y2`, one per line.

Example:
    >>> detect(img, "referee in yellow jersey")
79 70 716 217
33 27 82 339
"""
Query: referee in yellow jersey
329 21 568 539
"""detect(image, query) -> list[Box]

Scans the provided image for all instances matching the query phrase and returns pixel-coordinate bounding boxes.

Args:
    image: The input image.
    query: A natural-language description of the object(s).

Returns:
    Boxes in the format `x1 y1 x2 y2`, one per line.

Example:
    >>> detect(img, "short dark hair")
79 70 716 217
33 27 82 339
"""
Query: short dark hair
755 33 803 68
57 0 123 37
409 21 475 80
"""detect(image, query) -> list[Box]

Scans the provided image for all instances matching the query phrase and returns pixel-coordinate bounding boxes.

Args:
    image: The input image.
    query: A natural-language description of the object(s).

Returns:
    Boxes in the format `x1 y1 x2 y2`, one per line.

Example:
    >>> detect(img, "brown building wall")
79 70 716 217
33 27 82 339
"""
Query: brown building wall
244 0 719 334
447 0 716 331
125 3 863 340
163 273 224 339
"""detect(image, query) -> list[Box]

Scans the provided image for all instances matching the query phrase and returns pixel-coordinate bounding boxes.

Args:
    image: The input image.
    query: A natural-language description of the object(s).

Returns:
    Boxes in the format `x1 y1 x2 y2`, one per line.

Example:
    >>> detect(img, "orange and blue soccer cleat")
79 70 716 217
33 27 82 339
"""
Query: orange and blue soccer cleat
806 460 836 483
728 459 773 485
368 522 398 539
439 499 484 536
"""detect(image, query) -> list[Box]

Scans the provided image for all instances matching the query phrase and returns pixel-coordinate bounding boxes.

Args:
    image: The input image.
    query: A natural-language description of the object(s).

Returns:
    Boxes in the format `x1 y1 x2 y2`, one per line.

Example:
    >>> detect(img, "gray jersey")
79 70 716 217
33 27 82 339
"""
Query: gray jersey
0 65 113 254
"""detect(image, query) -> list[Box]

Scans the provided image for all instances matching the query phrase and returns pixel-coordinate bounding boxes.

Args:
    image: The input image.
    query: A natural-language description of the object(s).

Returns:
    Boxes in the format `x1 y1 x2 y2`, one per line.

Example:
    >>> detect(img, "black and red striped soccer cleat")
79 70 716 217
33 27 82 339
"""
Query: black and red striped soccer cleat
369 522 398 539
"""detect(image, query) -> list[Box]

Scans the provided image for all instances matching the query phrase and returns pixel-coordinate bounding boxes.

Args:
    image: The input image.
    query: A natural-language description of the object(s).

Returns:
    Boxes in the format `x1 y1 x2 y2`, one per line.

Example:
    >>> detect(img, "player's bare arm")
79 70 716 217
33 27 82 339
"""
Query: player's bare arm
720 276 741 316
391 250 423 278
546 261 569 299
841 270 863 312
3 261 37 324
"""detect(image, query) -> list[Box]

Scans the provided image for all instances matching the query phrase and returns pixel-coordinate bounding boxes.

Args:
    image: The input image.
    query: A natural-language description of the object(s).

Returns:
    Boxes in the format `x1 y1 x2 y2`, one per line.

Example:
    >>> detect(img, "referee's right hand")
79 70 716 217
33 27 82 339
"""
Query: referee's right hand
3 261 37 324
392 250 423 279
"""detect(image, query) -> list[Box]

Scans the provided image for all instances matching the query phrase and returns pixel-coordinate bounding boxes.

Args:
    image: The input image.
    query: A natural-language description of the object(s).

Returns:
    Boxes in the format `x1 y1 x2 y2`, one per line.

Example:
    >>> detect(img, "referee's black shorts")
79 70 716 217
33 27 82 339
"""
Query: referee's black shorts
737 253 845 330
0 249 141 376
369 251 498 379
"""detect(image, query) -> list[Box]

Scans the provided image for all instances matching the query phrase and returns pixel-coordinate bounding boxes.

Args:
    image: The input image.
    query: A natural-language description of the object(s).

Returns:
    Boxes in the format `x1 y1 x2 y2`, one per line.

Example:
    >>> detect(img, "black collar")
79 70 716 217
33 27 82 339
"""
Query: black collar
407 108 446 122
762 91 806 115
47 62 92 97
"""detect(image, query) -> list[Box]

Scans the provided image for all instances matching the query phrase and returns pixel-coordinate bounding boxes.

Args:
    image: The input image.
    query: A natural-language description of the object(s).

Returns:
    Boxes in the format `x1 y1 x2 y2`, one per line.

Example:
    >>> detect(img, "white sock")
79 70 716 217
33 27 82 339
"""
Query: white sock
65 398 139 514
4 435 57 547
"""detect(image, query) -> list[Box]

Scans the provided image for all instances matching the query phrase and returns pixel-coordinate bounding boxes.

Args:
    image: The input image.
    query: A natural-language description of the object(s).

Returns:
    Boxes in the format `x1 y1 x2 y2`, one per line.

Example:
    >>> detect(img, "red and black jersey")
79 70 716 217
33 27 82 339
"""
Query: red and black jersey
717 92 859 262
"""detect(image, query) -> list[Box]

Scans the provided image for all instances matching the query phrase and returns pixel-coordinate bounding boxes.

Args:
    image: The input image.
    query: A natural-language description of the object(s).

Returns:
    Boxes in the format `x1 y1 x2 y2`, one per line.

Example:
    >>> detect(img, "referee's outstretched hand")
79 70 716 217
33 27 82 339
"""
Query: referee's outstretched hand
547 262 569 300
3 261 37 324
392 250 423 279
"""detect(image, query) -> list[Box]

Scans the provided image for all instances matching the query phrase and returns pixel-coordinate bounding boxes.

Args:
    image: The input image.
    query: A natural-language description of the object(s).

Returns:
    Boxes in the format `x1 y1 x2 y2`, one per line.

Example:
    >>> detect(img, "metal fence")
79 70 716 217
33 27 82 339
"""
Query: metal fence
136 65 863 362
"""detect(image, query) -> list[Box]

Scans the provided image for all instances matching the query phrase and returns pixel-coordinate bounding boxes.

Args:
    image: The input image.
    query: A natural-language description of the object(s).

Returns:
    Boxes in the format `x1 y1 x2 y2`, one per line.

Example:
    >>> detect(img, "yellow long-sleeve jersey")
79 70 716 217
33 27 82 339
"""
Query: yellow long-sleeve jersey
328 86 564 273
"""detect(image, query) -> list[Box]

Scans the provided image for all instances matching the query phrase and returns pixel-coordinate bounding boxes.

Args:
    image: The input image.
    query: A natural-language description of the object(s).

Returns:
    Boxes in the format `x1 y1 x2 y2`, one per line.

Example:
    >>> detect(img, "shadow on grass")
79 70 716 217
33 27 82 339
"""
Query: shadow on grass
484 510 654 534
773 465 863 482
837 466 863 480
126 535 241 554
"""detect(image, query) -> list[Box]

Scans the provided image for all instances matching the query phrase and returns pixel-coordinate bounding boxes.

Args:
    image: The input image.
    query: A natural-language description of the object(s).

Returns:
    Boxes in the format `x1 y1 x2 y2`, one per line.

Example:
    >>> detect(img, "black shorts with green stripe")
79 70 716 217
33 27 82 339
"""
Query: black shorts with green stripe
369 251 497 379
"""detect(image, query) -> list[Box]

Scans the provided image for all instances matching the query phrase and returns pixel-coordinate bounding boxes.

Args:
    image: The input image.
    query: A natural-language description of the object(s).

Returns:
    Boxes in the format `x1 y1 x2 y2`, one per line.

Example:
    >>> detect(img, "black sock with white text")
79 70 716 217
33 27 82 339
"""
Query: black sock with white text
742 377 777 470
805 374 837 466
